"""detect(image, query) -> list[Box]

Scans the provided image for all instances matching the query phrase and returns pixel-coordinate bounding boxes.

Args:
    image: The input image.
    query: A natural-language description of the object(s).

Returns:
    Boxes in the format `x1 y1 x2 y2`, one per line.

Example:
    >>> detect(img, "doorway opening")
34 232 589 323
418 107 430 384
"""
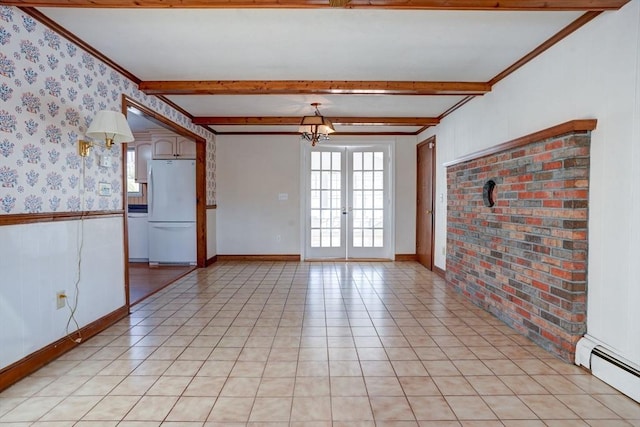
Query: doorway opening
122 96 206 307
303 142 394 260
128 263 193 305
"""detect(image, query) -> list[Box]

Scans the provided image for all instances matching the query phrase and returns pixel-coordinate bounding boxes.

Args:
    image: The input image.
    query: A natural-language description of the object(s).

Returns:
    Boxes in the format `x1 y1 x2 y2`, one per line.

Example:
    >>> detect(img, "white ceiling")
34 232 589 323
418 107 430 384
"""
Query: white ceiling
126 112 166 133
39 9 581 81
37 7 586 135
166 94 466 117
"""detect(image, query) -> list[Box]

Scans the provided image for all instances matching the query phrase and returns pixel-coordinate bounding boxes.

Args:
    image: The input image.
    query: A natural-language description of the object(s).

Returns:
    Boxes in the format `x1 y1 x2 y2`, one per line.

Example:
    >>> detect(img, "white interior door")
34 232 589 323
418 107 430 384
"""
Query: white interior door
305 144 392 260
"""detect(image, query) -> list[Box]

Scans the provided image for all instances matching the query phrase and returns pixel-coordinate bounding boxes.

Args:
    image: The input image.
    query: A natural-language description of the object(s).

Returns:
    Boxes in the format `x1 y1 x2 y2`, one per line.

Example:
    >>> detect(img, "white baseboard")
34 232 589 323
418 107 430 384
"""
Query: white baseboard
575 335 640 403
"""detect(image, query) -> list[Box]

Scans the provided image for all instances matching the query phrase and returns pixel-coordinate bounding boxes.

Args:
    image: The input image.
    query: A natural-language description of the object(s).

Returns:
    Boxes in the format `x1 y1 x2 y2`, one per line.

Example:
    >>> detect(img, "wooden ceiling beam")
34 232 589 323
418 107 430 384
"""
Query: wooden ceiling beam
333 117 439 126
193 117 302 126
4 0 629 10
216 131 422 136
193 116 440 126
139 80 490 96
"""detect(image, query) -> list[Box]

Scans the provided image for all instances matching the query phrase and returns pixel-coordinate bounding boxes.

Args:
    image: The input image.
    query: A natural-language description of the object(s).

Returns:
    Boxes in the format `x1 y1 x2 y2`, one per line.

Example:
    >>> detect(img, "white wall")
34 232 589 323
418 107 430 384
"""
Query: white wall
424 2 640 368
216 134 417 256
217 136 302 255
394 136 418 254
0 217 125 368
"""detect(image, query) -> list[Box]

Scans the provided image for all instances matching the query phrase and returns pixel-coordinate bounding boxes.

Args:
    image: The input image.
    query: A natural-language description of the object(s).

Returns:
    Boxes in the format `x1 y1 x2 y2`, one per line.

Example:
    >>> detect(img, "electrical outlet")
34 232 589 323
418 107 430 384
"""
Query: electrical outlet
56 291 66 310
276 235 281 242
441 246 446 256
98 182 111 196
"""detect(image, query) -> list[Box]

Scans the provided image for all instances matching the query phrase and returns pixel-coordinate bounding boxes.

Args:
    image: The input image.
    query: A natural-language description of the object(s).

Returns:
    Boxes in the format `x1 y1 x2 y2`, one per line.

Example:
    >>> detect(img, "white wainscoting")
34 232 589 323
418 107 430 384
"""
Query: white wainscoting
0 216 125 370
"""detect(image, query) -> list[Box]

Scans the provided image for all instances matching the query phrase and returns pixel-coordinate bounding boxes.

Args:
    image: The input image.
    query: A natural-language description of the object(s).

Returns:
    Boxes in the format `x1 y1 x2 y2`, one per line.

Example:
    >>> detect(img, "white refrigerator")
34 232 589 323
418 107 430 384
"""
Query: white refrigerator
147 159 196 265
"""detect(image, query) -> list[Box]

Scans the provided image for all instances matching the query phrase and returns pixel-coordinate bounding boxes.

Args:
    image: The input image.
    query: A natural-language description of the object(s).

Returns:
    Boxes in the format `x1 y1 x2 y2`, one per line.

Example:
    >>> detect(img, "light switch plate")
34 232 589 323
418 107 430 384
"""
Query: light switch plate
99 155 112 168
278 193 288 201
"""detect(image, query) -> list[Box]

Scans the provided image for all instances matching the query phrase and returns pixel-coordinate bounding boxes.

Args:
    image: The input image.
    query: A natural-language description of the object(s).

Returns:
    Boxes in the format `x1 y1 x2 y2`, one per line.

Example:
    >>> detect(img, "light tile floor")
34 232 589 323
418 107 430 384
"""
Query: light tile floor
1 261 639 426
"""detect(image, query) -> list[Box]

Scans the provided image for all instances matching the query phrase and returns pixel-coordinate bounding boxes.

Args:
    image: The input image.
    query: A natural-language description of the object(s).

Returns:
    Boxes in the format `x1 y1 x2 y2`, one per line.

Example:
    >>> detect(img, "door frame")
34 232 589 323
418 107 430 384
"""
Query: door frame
416 135 436 270
121 95 207 309
300 139 395 261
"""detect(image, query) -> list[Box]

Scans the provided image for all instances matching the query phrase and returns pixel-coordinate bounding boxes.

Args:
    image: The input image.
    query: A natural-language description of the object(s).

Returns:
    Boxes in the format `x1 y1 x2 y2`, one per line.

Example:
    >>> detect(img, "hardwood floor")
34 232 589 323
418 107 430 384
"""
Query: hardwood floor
128 262 194 305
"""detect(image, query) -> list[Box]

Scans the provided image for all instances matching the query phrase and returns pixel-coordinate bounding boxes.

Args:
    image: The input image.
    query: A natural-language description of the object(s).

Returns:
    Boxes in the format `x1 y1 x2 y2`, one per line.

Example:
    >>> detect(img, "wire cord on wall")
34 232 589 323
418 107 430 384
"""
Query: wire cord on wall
65 157 86 344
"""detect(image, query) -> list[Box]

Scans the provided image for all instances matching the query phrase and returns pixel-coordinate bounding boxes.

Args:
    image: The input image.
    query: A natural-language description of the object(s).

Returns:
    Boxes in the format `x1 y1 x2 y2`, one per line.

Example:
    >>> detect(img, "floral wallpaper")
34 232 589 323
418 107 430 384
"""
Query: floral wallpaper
206 138 216 205
0 6 216 214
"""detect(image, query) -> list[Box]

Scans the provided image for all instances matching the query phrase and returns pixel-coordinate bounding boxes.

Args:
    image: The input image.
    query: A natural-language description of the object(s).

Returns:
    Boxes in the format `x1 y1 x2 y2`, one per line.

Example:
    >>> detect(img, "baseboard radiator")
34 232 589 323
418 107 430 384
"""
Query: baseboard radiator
575 336 640 403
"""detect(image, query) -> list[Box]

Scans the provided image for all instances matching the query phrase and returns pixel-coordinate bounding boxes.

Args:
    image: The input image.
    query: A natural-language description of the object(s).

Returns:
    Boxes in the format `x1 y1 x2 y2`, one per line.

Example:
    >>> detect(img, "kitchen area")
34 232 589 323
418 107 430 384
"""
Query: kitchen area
126 112 198 304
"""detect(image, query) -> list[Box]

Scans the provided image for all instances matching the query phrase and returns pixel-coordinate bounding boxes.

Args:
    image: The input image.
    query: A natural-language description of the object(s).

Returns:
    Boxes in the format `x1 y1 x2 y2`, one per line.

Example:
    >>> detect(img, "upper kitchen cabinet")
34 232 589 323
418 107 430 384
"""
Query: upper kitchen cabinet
152 137 175 158
176 138 197 158
129 133 152 184
135 141 152 183
152 133 196 159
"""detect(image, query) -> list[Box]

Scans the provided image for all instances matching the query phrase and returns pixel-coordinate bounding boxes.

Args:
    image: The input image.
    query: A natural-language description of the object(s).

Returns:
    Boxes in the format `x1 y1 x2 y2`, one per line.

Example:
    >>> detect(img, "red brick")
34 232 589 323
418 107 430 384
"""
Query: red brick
534 152 554 162
532 280 550 292
545 139 564 150
445 131 590 363
543 161 563 170
543 200 563 208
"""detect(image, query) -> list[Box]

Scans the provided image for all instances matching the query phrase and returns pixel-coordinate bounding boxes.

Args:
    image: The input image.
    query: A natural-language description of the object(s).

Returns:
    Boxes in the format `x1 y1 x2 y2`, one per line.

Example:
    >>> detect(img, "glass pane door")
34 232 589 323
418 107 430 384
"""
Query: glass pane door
305 144 391 260
307 148 346 259
349 149 388 258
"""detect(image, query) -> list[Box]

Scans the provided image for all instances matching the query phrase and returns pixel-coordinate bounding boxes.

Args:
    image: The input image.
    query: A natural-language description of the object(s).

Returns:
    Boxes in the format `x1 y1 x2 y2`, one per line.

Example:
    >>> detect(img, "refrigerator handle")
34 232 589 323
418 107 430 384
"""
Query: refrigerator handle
148 162 153 218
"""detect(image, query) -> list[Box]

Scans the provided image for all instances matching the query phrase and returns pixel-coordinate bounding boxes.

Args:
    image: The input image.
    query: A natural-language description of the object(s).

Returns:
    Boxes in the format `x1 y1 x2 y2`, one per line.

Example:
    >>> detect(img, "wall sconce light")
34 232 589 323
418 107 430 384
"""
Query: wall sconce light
78 110 135 157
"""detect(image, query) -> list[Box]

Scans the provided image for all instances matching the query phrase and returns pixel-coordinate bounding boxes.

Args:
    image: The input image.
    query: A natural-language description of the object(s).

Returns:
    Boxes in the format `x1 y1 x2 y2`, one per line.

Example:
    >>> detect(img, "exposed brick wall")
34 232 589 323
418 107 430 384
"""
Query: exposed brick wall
445 131 591 362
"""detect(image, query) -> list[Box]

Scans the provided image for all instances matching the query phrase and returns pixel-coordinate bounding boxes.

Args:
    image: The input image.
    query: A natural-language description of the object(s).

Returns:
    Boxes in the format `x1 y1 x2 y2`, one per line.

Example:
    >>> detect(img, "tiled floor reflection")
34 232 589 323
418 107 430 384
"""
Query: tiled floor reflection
1 261 639 426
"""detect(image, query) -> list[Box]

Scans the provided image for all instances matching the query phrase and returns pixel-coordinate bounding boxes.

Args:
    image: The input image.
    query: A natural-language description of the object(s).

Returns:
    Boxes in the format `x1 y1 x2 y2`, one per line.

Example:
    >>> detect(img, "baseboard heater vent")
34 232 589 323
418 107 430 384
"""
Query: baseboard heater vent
576 336 640 403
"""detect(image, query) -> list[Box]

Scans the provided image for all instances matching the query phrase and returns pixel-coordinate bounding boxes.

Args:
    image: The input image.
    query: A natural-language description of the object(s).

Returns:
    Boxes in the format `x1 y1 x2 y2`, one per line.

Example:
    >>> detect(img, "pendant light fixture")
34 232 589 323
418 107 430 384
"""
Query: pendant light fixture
299 103 335 147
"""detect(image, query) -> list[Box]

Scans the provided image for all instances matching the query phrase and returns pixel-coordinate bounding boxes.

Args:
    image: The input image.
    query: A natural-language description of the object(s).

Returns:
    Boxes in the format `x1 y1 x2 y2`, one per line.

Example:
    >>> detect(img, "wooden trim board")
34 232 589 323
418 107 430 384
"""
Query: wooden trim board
217 255 301 262
194 116 440 126
196 140 207 268
0 210 123 227
304 258 393 262
433 265 446 279
213 255 422 263
124 96 204 142
142 80 489 96
10 1 630 11
395 254 418 261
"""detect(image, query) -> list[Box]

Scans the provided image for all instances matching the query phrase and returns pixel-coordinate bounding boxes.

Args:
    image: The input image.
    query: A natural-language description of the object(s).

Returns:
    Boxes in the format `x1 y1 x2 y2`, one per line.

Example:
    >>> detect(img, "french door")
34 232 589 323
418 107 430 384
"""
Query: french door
304 144 392 259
